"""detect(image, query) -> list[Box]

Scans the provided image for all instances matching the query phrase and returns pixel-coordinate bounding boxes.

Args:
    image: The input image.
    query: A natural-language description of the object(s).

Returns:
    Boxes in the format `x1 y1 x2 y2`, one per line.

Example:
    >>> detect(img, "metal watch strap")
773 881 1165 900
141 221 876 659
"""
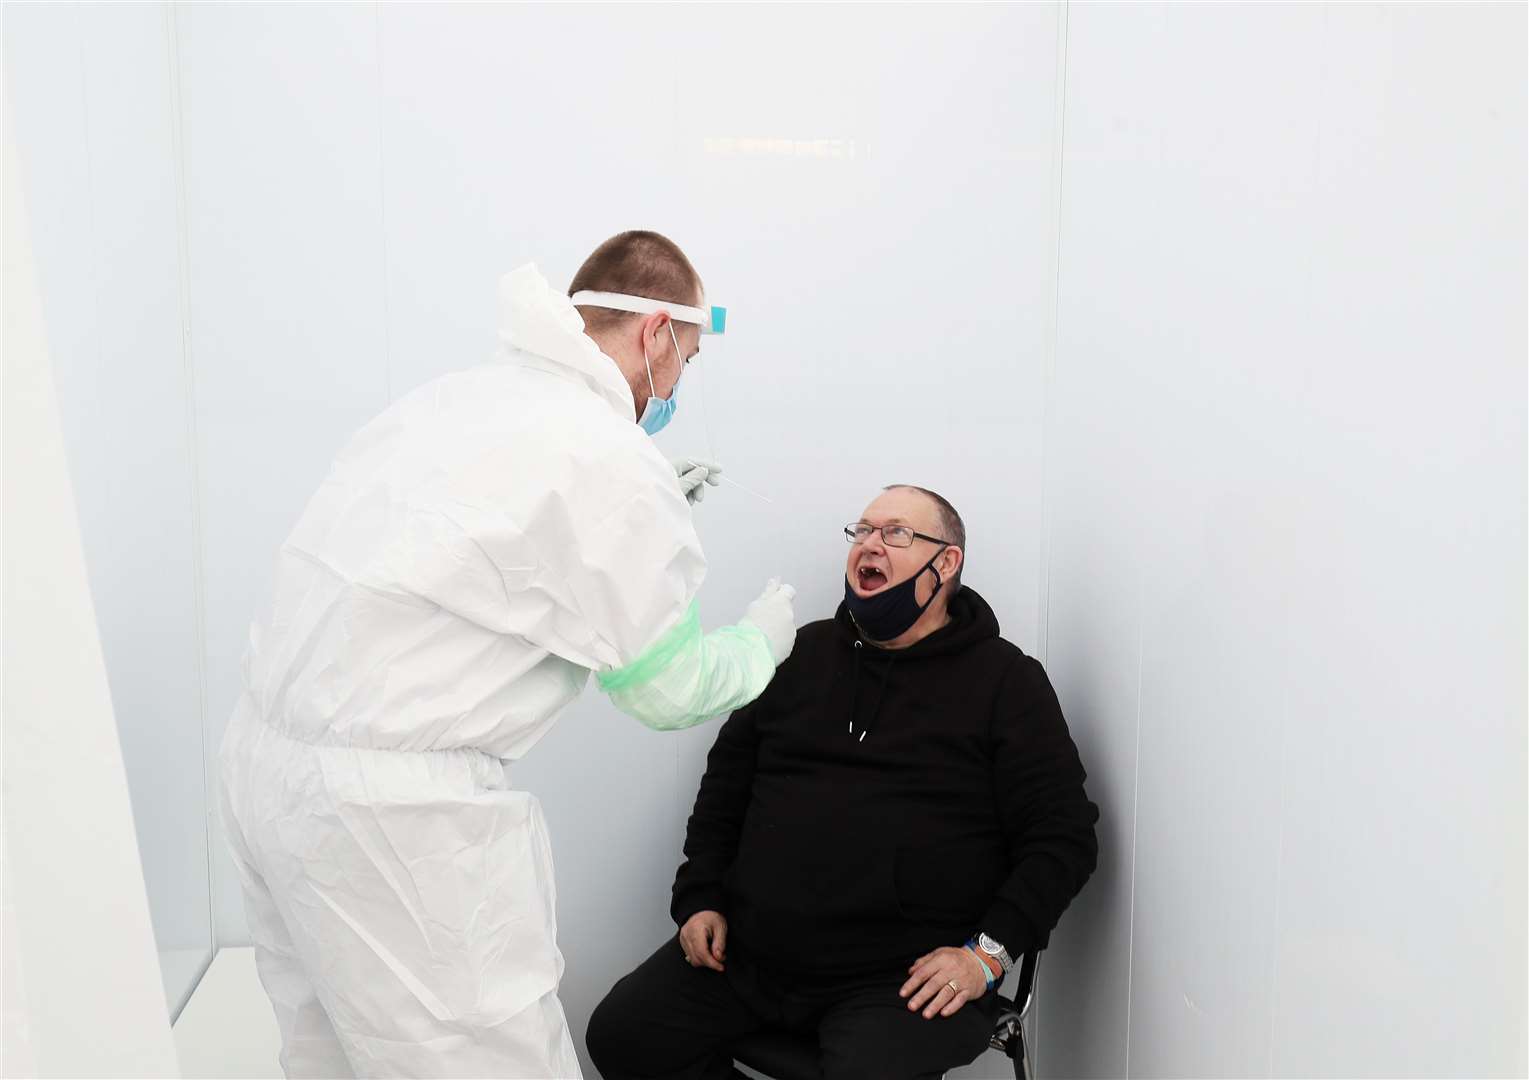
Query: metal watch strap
977 931 1015 974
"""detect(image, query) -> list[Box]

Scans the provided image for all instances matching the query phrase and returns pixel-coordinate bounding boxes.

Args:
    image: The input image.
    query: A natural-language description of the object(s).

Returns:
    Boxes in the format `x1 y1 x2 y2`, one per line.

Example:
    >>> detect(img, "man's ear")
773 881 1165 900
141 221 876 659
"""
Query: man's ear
941 546 964 582
640 311 670 352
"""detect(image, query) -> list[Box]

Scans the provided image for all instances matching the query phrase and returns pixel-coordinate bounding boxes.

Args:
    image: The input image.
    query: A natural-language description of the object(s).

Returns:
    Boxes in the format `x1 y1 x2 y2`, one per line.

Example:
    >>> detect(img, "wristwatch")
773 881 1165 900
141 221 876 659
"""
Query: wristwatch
976 932 1014 975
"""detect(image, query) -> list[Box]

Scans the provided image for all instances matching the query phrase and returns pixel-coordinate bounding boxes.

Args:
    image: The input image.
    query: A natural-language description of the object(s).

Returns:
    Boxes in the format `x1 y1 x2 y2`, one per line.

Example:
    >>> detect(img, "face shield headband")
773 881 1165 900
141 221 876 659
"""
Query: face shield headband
570 290 727 335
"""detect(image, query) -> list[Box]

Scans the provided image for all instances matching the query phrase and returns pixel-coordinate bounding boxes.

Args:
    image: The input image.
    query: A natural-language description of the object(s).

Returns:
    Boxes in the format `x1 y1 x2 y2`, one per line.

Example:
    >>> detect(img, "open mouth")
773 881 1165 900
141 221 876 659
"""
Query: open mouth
856 564 890 593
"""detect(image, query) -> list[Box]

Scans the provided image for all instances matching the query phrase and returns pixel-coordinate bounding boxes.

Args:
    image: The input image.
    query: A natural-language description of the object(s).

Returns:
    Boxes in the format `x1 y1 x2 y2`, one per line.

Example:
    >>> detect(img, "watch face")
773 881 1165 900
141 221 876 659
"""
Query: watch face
979 933 1001 954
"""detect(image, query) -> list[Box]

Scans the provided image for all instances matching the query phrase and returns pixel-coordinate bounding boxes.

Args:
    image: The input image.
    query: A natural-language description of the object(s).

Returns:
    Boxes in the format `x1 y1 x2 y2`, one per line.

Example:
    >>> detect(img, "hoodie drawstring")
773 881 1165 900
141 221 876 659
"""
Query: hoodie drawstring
848 640 898 744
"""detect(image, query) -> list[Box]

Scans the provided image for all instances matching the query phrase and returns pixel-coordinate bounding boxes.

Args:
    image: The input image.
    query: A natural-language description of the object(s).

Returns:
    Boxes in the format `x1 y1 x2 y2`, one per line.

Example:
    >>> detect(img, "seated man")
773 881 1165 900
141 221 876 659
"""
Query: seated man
587 485 1099 1080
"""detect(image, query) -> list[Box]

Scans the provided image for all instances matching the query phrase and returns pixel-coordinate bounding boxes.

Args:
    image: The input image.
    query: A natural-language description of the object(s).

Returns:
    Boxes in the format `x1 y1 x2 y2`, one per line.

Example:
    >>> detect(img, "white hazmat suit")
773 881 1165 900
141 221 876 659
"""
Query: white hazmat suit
220 265 792 1078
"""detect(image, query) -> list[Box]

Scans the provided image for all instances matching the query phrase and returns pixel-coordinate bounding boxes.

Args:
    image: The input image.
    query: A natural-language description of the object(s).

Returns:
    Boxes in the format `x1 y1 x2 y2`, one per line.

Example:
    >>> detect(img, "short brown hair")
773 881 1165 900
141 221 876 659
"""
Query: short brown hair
884 484 966 593
568 231 703 335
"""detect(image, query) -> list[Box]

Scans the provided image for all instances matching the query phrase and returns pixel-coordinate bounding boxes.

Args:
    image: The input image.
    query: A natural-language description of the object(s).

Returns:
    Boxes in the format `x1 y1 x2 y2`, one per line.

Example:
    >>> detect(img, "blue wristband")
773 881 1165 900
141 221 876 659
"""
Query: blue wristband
965 941 997 989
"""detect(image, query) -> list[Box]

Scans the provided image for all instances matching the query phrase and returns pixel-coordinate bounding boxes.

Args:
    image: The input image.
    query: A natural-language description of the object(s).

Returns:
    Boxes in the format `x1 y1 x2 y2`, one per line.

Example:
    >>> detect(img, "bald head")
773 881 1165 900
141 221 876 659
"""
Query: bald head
883 484 966 593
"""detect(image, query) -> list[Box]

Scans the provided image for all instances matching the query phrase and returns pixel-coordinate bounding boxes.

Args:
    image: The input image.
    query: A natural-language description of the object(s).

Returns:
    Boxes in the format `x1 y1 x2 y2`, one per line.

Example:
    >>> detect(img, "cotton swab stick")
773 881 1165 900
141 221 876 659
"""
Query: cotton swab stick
717 474 774 504
685 459 774 504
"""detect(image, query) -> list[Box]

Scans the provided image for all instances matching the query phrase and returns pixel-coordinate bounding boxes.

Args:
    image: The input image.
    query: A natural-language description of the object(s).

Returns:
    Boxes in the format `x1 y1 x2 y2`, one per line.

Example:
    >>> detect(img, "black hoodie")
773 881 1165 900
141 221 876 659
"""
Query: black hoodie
671 587 1100 980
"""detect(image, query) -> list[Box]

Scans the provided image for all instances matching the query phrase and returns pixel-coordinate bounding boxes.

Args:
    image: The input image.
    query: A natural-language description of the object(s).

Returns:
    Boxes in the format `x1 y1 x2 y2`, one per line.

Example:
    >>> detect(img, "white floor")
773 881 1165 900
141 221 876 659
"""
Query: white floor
173 948 282 1079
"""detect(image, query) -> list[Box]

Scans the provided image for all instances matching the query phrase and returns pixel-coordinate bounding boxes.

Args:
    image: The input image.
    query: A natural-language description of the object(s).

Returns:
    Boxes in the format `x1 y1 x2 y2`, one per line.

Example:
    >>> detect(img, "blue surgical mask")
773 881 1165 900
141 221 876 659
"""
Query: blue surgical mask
638 325 685 436
638 383 679 435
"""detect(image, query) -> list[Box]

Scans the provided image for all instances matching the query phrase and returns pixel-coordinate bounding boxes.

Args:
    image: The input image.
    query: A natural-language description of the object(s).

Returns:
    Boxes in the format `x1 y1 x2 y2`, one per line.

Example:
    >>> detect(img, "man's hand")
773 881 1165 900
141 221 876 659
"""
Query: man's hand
679 911 728 972
900 946 990 1019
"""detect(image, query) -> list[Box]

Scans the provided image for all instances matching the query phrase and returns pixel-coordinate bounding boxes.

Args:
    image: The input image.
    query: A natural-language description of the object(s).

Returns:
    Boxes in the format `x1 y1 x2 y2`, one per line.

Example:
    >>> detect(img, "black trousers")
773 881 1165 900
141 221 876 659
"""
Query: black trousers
586 936 998 1080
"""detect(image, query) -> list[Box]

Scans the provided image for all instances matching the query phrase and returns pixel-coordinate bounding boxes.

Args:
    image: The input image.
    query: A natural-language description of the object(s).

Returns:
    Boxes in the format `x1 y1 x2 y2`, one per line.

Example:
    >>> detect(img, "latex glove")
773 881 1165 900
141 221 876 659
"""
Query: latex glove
741 578 797 665
673 457 724 505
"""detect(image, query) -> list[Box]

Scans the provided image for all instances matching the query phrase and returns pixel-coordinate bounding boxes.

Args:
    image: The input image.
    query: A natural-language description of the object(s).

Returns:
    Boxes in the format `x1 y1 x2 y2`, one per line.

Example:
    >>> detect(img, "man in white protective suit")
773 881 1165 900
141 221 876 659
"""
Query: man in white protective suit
219 231 798 1079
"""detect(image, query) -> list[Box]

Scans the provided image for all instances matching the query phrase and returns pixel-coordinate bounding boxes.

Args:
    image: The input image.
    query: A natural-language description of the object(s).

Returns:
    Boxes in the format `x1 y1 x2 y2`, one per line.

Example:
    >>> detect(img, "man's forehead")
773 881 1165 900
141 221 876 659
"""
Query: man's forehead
859 489 938 525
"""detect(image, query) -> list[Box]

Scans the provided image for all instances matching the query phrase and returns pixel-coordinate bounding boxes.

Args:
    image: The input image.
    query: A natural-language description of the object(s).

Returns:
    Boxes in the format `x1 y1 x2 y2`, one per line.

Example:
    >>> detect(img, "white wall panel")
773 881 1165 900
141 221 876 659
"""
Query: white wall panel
1040 4 1527 1077
3 0 211 1014
171 0 392 944
1263 6 1527 1073
4 96 182 1077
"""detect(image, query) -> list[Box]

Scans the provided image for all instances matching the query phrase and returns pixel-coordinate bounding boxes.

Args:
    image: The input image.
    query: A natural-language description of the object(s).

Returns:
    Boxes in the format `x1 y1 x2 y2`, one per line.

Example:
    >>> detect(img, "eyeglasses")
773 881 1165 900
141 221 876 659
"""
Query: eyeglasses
844 522 951 548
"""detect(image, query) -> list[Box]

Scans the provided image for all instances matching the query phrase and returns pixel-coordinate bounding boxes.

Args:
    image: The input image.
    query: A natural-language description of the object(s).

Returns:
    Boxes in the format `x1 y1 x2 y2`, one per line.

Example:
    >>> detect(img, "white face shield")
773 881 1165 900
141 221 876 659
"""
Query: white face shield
569 290 728 335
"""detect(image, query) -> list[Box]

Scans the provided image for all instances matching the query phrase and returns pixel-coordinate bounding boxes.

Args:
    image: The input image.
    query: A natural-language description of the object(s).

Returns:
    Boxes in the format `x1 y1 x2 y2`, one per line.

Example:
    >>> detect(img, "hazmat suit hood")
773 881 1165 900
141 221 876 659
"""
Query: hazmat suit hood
498 263 636 422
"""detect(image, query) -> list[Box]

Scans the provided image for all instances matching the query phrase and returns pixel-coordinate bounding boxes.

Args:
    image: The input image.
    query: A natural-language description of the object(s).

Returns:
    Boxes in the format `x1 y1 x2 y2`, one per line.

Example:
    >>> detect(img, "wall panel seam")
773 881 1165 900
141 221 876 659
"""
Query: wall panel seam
163 0 217 965
1032 0 1071 1073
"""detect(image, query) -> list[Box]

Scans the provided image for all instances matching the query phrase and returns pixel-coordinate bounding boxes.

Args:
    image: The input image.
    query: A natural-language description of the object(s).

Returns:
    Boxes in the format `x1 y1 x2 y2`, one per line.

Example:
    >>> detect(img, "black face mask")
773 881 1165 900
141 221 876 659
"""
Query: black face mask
843 549 946 642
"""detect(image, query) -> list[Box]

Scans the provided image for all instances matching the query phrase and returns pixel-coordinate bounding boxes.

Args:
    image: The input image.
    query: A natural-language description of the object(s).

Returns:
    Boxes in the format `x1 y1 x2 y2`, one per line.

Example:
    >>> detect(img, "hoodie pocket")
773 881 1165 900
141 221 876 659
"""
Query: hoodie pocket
893 841 1004 926
728 821 899 927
